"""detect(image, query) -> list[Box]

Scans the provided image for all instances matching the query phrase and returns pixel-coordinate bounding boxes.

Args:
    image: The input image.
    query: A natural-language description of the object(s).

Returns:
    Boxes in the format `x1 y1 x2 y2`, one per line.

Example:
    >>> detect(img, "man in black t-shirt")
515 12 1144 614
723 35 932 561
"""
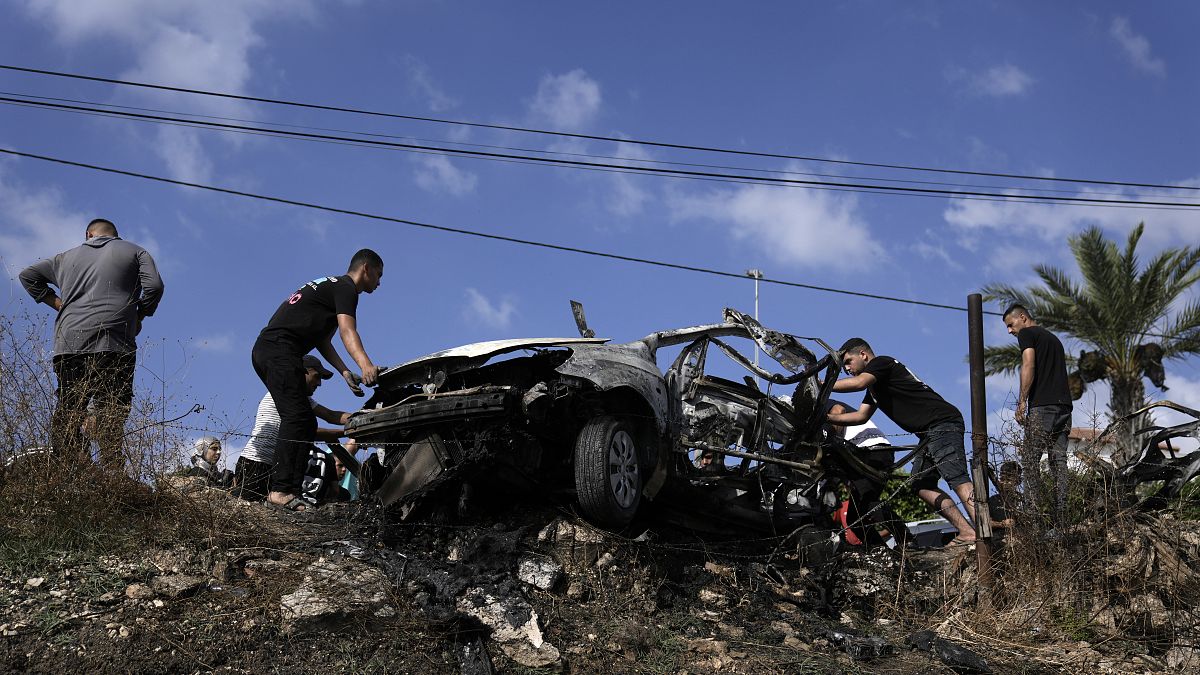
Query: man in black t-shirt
827 338 977 546
1003 304 1072 526
251 248 384 512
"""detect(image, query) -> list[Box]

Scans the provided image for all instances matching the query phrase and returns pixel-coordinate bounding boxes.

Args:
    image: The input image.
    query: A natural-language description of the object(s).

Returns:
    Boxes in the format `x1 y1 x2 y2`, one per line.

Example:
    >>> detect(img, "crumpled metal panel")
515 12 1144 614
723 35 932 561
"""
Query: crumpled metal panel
554 342 671 434
379 337 609 386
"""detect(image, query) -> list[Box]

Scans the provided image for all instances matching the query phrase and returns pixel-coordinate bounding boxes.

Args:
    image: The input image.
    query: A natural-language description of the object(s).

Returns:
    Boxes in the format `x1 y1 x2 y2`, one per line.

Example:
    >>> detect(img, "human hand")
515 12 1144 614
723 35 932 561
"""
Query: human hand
1015 403 1026 425
362 364 380 387
343 370 364 397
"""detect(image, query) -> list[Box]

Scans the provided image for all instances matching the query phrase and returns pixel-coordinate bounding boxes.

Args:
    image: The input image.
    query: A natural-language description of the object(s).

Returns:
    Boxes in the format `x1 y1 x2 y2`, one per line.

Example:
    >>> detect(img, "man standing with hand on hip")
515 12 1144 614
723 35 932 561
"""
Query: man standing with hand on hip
251 249 383 512
1003 304 1072 526
19 218 164 471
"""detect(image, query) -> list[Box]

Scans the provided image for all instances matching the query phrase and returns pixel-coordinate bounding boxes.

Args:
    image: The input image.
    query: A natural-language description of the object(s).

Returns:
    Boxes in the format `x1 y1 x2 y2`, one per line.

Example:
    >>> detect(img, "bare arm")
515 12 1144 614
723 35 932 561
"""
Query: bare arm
317 336 363 397
313 402 350 427
827 402 850 438
828 401 876 427
337 313 379 386
832 372 877 393
1016 348 1034 423
315 427 345 442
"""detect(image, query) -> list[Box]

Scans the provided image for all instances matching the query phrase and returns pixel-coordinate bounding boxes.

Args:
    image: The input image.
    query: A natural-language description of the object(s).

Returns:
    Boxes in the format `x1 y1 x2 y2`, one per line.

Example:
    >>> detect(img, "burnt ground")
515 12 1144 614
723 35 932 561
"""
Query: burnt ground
0 481 1194 674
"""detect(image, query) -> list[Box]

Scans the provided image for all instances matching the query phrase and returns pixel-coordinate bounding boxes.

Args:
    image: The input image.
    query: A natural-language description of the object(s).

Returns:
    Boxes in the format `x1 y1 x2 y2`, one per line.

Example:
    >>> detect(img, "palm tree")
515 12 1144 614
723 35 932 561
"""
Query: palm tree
982 223 1200 464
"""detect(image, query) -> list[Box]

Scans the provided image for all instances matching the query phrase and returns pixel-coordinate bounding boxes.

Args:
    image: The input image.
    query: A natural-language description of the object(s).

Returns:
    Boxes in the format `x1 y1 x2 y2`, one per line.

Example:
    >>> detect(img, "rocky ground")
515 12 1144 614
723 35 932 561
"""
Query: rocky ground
1 479 1198 673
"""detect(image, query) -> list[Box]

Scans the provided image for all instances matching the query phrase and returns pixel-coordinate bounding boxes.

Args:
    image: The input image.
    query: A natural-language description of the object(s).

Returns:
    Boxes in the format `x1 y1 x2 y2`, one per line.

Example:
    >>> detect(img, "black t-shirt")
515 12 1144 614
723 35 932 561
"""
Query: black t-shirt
861 355 962 434
1017 325 1071 407
259 275 358 353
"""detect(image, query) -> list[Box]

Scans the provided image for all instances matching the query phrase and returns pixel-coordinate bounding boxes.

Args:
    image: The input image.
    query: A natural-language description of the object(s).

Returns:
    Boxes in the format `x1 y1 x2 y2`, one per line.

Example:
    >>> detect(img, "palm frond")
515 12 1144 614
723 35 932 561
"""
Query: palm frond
982 344 1024 376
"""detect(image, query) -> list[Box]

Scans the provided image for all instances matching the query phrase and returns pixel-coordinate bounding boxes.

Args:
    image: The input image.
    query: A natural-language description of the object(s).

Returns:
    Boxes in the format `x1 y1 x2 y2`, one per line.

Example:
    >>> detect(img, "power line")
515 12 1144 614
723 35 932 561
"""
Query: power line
5 95 1200 210
0 146 992 315
3 62 1197 194
1 89 1173 201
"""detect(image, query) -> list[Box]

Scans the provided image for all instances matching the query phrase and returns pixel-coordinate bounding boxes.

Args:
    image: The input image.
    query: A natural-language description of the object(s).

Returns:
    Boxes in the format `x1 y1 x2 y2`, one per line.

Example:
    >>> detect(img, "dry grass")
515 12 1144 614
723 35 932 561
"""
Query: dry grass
0 310 273 571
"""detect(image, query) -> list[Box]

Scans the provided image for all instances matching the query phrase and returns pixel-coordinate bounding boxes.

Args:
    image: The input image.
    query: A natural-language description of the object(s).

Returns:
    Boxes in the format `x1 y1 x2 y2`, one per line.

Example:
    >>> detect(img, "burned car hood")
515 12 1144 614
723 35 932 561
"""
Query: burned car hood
378 337 610 386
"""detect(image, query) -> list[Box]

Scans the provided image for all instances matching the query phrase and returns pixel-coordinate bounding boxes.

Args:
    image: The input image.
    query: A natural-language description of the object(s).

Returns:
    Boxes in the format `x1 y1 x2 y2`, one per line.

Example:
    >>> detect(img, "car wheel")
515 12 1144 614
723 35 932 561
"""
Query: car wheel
574 416 642 527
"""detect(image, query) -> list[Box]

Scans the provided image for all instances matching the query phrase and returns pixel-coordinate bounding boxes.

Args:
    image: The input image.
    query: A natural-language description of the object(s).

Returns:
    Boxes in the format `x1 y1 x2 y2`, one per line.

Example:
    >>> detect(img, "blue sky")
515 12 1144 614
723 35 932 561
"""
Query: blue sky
2 1 1198 465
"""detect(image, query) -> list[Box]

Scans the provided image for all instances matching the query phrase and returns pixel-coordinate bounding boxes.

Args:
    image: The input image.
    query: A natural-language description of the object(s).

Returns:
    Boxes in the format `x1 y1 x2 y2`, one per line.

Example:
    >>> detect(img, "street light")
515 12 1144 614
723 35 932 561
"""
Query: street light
746 269 764 380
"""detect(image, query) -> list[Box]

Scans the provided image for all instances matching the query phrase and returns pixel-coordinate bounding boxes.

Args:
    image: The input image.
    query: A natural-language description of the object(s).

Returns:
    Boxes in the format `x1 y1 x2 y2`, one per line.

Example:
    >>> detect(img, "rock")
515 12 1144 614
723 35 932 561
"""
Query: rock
516 557 562 592
25 577 44 588
124 584 154 600
537 519 607 568
150 574 205 599
698 588 727 607
687 638 729 656
280 557 393 634
456 586 560 668
118 626 132 638
95 591 119 605
1166 647 1200 670
704 561 733 578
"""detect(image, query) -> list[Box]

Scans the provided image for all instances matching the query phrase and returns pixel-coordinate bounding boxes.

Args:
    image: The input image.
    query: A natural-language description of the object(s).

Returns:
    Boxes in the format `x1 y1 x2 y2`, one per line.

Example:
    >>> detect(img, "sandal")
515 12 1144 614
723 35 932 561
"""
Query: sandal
944 537 976 550
266 496 310 513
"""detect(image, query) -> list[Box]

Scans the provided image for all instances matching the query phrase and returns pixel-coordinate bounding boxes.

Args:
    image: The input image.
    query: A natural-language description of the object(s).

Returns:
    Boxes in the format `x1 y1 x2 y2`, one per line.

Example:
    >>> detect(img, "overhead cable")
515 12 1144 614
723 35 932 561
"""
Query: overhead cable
0 146 994 315
2 63 1197 193
4 95 1198 210
0 89 1172 200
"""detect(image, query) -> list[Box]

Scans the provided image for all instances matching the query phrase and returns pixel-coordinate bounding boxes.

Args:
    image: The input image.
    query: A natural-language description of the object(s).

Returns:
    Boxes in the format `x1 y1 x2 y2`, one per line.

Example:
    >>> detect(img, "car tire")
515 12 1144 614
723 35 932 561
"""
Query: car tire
574 416 642 527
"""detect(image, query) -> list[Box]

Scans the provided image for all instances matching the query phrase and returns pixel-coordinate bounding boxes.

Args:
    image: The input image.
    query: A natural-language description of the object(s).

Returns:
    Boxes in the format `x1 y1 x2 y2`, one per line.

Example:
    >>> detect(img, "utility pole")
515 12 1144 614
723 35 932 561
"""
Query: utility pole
746 269 764 378
967 293 994 607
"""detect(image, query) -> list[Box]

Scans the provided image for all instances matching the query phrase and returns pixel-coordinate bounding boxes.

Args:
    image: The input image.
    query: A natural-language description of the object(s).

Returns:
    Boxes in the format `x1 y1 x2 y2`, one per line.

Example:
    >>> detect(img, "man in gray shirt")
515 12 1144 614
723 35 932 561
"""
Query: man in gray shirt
20 218 164 470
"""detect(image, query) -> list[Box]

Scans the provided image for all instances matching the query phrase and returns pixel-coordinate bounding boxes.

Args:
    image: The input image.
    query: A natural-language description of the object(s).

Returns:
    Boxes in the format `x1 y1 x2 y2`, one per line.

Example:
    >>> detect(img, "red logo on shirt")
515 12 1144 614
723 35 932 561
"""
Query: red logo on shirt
288 292 302 305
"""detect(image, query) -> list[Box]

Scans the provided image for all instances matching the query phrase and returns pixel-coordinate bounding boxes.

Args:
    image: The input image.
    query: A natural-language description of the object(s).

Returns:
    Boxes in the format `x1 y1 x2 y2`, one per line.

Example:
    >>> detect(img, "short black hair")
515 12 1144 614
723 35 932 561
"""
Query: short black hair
838 337 872 355
86 218 118 237
348 248 384 273
1003 304 1031 321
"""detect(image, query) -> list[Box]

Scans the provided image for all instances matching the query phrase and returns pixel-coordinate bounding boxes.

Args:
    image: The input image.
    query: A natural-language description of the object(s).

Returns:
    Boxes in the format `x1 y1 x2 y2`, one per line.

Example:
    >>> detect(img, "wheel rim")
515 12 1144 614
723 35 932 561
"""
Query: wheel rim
608 429 640 509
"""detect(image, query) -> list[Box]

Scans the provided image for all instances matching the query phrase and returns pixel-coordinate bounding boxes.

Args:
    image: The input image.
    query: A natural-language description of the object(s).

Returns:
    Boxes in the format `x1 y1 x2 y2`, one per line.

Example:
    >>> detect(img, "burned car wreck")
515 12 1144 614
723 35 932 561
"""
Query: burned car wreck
347 307 886 535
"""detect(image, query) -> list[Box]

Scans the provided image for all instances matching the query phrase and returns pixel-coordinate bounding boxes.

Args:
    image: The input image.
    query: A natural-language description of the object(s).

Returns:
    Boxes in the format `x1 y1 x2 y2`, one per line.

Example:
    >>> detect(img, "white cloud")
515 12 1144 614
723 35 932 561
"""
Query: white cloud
402 55 457 112
413 154 478 196
528 69 602 131
0 165 87 274
667 171 882 270
156 126 214 184
974 64 1033 97
18 0 312 180
943 176 1200 250
1110 16 1166 77
911 239 962 271
463 288 516 330
946 64 1033 97
603 141 653 217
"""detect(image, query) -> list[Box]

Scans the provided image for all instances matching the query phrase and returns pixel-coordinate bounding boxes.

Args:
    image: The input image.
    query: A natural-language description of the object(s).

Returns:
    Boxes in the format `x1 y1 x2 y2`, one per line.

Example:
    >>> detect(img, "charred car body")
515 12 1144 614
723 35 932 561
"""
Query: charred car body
347 308 886 534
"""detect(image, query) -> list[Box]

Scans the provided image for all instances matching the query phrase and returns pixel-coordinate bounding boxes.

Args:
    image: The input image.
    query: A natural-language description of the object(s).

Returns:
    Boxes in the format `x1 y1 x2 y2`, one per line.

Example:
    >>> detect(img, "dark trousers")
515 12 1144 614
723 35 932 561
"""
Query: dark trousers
234 456 273 501
251 338 316 496
1023 403 1072 526
51 351 136 470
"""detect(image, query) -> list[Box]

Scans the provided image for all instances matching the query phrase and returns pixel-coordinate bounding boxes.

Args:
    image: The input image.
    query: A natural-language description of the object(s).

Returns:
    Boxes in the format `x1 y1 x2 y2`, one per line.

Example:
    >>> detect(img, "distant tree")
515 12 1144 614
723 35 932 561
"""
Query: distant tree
982 223 1200 464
